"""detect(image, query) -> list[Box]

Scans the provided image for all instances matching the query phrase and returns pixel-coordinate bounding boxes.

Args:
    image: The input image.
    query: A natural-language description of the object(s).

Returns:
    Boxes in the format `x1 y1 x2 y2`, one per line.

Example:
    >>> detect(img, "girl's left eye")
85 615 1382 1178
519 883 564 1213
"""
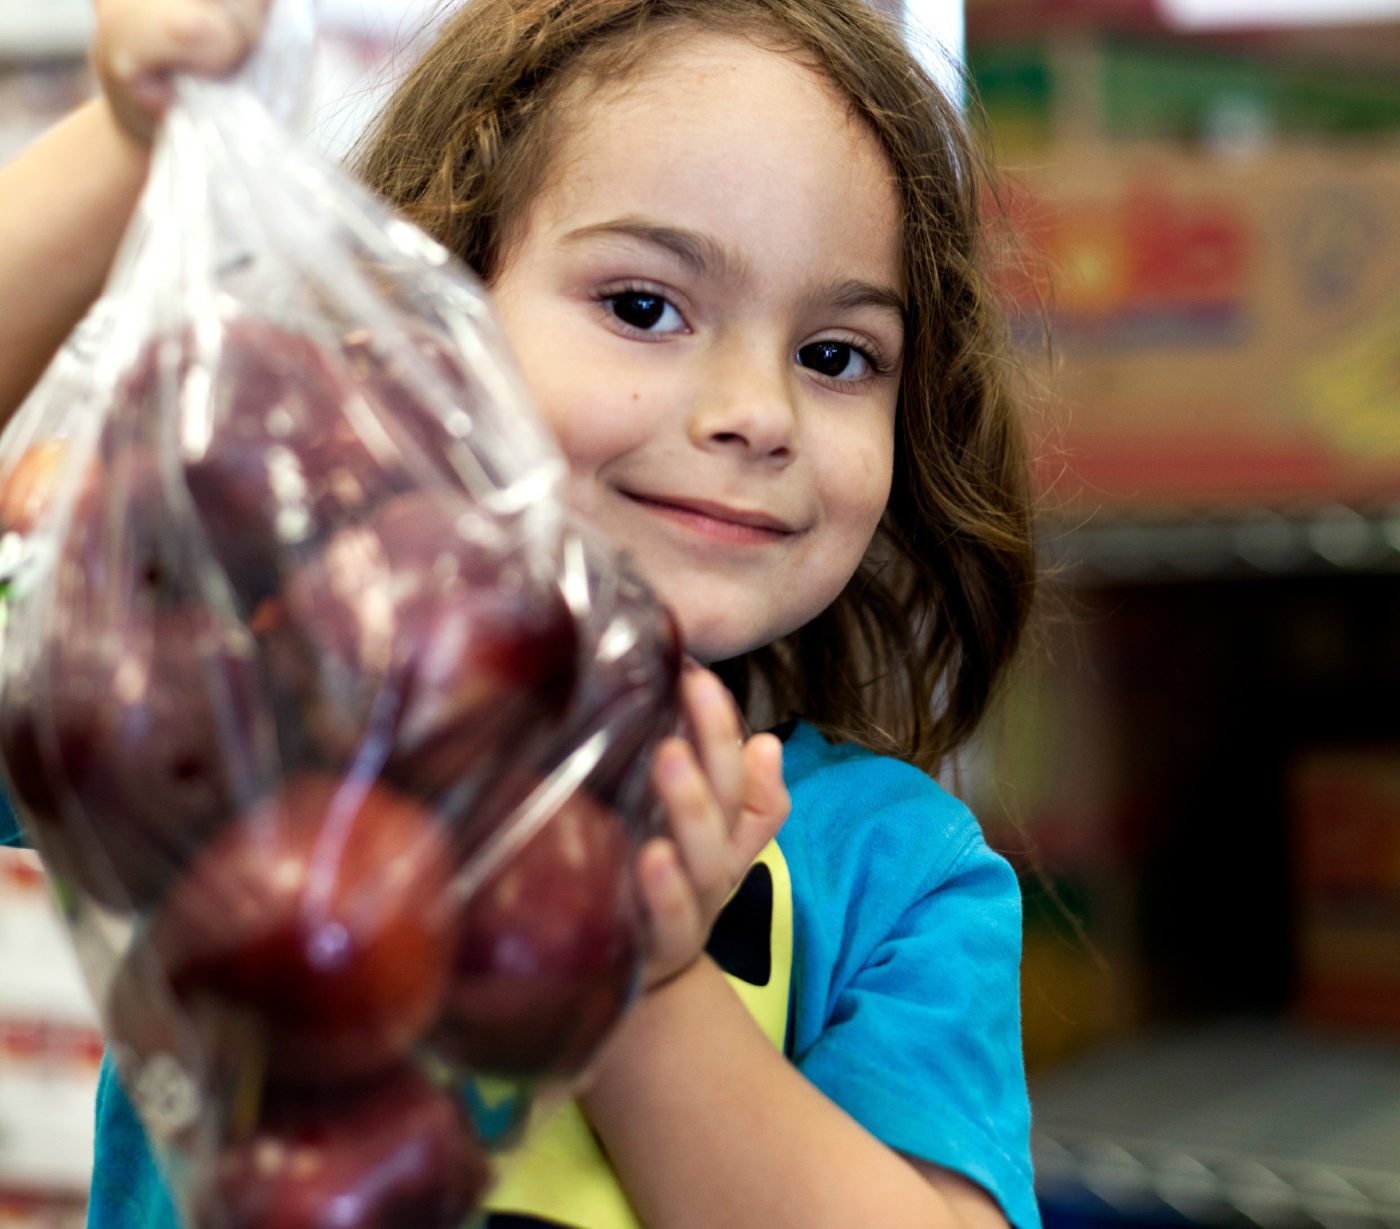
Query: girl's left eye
796 340 879 382
604 289 687 334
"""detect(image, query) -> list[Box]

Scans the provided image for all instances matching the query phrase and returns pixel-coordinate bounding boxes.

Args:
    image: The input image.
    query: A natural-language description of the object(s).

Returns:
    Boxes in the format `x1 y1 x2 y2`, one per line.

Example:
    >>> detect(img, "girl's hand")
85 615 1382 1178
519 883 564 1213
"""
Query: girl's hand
637 666 790 990
93 0 268 145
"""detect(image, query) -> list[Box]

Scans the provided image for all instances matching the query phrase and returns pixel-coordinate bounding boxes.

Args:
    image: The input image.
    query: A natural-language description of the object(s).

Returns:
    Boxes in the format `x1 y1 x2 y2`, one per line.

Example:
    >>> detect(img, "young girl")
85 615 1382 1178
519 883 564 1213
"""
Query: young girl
0 1 1040 1227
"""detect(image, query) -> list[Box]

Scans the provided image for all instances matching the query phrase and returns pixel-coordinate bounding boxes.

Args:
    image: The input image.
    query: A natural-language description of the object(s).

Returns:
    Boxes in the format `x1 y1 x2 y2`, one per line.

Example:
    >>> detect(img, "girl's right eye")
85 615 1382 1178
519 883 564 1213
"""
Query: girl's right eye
602 289 687 335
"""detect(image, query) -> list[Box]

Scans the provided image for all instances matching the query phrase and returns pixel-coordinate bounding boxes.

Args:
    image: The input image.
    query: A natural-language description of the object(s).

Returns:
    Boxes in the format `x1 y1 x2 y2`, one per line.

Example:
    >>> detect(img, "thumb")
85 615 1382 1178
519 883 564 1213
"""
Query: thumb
729 732 788 874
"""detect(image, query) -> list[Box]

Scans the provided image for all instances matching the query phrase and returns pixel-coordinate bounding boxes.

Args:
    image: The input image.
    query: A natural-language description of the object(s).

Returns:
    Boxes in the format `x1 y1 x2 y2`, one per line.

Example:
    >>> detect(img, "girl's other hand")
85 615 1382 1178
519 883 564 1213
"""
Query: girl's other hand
93 0 268 145
638 667 790 989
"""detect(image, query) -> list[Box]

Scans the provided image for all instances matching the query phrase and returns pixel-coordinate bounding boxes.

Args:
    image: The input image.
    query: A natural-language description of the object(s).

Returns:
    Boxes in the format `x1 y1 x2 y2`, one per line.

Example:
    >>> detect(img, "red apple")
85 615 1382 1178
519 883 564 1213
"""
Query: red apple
378 494 578 804
0 605 264 909
187 315 521 585
432 787 644 1078
115 315 457 610
0 669 63 840
173 319 400 607
190 1065 491 1229
51 443 182 610
340 324 478 478
562 549 683 837
342 324 472 402
149 774 455 1087
261 491 578 809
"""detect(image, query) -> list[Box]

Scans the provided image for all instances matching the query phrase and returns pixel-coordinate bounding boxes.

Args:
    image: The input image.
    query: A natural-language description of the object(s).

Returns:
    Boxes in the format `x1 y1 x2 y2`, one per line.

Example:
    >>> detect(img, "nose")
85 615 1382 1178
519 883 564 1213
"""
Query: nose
686 345 796 463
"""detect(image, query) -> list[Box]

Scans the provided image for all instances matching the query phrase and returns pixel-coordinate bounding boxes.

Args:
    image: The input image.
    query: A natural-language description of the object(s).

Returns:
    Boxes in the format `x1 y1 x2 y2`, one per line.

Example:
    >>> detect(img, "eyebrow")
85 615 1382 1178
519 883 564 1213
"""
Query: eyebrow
561 217 907 329
562 218 745 280
820 278 907 329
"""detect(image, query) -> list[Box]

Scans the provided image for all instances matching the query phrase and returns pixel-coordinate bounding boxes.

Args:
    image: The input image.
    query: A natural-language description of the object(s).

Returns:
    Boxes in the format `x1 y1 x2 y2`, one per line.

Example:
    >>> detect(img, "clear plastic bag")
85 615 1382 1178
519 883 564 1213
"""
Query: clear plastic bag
0 10 680 1226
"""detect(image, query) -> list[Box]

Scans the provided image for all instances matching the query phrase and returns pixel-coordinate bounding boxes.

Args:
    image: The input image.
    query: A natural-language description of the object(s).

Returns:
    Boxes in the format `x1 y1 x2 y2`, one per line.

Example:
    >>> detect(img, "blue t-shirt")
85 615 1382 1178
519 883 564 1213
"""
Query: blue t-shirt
0 793 17 847
0 722 1038 1229
776 723 1037 1229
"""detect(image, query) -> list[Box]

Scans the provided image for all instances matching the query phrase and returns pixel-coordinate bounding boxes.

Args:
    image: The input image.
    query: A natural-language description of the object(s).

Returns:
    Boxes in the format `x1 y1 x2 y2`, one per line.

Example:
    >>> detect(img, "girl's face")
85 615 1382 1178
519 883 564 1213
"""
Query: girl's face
490 32 904 664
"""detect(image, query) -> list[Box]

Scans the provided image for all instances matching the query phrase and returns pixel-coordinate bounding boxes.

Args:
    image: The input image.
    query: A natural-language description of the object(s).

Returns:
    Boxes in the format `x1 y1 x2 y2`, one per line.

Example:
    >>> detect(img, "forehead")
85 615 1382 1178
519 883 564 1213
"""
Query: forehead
526 30 905 291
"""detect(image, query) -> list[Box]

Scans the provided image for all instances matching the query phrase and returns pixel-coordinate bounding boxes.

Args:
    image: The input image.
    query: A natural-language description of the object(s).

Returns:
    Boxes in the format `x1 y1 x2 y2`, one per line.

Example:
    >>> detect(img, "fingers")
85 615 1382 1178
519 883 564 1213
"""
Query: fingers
637 670 791 989
661 669 790 894
652 737 731 909
639 734 788 990
679 667 745 816
635 838 705 988
731 732 789 865
641 729 747 988
94 0 269 143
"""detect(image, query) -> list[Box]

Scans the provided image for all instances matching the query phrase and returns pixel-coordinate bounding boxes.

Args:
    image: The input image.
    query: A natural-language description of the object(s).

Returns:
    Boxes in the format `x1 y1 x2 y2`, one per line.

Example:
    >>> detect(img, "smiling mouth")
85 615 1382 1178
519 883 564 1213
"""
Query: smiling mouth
621 491 796 541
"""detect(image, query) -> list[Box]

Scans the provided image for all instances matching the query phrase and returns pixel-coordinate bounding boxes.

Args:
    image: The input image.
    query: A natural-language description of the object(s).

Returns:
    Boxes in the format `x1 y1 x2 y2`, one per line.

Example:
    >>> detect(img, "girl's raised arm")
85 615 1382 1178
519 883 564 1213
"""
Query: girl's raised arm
0 0 262 423
0 100 147 422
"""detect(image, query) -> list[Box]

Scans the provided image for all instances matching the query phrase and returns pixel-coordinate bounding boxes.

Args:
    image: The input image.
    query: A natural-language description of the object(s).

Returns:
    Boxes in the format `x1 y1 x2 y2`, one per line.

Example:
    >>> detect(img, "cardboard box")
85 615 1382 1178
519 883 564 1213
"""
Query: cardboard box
1289 746 1400 1031
1001 141 1400 509
971 35 1400 152
1292 746 1400 896
1295 910 1400 1031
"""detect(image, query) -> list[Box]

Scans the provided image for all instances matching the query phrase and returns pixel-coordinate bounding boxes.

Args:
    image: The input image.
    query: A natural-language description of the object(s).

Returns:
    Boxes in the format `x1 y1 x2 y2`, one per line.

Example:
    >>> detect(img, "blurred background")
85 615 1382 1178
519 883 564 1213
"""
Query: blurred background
960 4 1400 1229
1 0 1399 1226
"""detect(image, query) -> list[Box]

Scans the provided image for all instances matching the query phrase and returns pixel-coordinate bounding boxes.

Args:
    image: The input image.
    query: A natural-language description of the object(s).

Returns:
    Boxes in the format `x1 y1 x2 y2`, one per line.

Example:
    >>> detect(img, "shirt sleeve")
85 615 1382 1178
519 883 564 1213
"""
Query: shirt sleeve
89 1057 182 1229
795 832 1040 1229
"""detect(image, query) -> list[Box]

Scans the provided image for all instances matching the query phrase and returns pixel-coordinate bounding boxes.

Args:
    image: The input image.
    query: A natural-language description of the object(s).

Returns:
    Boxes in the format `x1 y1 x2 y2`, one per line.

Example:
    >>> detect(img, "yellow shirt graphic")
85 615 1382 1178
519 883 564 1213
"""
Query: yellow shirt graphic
480 839 793 1228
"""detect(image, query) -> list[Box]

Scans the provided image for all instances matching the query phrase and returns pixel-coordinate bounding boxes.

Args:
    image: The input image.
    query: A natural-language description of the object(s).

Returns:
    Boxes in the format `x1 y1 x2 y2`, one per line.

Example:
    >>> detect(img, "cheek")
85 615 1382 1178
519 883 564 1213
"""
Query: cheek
832 427 895 543
488 273 592 453
493 314 599 469
525 376 636 480
527 380 587 463
513 356 655 495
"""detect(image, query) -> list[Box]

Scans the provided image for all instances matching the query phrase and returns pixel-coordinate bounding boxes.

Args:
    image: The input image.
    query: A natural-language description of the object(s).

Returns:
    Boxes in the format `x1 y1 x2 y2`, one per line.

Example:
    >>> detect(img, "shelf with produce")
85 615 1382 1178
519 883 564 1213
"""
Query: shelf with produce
1032 1021 1400 1229
978 509 1400 1078
1038 504 1400 585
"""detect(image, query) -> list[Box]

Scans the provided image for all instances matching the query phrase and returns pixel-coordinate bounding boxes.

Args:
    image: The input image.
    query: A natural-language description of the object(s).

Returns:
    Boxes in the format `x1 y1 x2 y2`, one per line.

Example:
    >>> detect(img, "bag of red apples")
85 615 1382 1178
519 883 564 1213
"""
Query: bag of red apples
0 7 681 1228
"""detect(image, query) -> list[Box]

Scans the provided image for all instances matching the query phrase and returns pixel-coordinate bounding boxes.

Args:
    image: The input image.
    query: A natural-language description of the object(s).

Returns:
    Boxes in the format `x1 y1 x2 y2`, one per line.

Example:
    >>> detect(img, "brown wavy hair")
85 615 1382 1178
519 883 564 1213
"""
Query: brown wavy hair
352 0 1037 774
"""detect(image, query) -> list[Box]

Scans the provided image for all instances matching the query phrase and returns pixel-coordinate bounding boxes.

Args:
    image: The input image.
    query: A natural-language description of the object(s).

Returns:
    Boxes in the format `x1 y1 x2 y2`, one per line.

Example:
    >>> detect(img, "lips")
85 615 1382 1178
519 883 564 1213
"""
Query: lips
621 491 795 535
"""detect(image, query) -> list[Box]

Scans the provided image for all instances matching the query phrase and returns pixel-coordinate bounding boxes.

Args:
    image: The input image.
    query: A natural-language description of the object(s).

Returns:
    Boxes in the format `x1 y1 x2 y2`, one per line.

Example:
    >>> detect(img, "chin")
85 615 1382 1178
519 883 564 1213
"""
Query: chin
672 612 776 669
628 568 809 666
670 627 736 668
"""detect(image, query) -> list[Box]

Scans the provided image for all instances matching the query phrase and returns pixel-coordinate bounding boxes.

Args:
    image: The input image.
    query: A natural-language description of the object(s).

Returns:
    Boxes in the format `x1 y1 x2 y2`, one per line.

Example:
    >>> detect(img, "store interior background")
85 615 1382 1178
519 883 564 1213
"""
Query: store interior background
1 0 1399 1225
